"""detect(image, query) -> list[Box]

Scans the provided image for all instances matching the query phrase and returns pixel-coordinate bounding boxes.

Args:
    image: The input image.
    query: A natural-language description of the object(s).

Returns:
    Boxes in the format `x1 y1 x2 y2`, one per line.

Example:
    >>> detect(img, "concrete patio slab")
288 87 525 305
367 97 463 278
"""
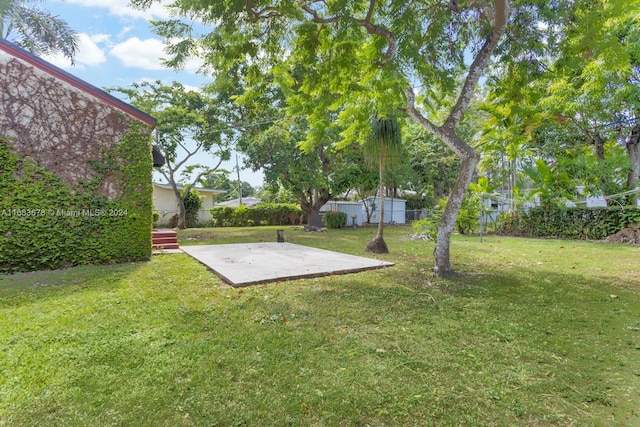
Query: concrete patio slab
181 242 394 287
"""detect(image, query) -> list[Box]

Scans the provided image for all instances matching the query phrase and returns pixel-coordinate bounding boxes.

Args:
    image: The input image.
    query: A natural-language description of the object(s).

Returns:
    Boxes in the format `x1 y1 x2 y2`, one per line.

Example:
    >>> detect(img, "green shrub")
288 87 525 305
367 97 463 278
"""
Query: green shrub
233 205 251 227
495 205 640 240
410 194 479 237
496 210 524 235
210 207 234 227
455 193 480 234
322 211 347 229
411 208 442 240
182 188 202 228
520 205 640 239
152 211 160 223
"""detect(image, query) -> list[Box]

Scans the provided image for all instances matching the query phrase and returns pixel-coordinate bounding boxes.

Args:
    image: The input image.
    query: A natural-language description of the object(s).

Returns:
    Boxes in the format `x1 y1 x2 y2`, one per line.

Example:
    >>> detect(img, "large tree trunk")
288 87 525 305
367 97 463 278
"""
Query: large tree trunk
404 0 508 277
300 188 331 228
626 122 640 205
307 209 323 228
172 187 187 229
433 138 480 276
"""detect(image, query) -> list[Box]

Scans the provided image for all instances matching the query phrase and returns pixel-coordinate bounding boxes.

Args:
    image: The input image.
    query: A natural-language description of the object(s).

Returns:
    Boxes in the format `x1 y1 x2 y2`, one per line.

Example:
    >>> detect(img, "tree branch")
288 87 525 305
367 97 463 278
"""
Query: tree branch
173 143 203 171
300 4 340 24
403 87 442 137
246 0 283 21
444 0 509 128
354 0 398 66
300 0 397 66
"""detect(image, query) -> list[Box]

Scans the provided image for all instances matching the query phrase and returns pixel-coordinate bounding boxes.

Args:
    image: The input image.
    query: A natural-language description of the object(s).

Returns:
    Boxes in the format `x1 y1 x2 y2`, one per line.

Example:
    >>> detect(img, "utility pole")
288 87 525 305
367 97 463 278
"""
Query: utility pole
236 154 242 206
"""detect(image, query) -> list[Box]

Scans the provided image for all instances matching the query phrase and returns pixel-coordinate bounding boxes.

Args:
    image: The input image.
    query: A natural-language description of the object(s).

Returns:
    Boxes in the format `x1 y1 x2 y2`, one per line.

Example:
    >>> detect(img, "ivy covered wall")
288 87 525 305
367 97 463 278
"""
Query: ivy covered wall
0 43 155 273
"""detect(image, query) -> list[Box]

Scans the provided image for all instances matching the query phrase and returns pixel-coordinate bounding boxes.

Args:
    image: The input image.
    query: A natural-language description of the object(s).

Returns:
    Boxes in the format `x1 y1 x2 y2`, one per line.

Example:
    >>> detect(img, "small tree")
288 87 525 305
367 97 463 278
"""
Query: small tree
109 81 231 228
364 115 402 254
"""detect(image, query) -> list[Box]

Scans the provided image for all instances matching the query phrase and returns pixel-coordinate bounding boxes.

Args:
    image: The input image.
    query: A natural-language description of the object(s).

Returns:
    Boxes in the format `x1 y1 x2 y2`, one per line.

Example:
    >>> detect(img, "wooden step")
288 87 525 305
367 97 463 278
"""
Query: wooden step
152 237 178 245
152 229 179 249
152 229 177 238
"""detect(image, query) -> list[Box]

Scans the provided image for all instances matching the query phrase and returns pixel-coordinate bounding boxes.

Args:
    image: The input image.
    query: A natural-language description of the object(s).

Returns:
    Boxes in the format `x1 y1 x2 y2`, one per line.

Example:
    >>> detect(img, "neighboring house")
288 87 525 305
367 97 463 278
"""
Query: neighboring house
320 201 365 226
153 182 225 225
0 38 157 272
214 197 262 208
568 185 640 208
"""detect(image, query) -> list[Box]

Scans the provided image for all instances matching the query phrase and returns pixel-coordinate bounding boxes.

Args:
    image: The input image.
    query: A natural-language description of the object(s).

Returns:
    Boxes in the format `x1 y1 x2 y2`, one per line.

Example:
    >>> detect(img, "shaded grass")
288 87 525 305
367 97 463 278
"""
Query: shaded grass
1 226 639 426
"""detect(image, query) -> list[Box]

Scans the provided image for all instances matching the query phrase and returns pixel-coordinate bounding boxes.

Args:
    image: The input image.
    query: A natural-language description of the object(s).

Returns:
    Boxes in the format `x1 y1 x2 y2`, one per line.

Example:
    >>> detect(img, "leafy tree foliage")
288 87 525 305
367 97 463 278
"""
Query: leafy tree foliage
480 0 640 206
109 81 231 228
0 0 78 63
131 0 510 276
182 187 203 227
199 173 256 202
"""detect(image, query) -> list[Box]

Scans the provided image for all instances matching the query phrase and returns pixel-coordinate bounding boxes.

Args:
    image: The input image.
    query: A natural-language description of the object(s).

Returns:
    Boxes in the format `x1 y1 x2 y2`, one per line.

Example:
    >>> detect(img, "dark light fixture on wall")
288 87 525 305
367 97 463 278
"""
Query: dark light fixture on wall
152 145 165 168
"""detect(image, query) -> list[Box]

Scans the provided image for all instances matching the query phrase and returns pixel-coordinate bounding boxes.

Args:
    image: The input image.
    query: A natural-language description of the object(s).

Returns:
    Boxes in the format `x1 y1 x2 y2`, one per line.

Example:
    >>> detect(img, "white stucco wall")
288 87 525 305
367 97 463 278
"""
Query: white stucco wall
153 184 223 225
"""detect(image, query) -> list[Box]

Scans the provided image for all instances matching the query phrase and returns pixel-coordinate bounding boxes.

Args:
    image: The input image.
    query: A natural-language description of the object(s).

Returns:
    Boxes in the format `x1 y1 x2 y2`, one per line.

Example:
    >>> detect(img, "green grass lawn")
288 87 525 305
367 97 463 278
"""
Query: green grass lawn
1 226 639 426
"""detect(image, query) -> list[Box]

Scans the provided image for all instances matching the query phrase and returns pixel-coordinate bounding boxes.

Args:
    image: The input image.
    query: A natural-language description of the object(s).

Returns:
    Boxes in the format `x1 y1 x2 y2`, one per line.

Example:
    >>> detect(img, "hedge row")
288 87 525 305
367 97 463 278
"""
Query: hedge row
210 203 304 227
499 205 640 240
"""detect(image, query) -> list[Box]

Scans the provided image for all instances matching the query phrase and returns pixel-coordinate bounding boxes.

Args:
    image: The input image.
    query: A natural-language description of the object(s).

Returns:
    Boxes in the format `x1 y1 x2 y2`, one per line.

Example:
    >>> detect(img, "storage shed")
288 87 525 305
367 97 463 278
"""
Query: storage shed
363 196 407 224
320 201 365 226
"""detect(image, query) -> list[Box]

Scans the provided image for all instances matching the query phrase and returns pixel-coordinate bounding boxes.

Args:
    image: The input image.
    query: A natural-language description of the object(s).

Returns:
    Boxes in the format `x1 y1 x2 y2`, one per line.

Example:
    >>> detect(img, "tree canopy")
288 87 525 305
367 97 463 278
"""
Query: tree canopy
109 81 232 228
132 0 510 276
479 0 640 206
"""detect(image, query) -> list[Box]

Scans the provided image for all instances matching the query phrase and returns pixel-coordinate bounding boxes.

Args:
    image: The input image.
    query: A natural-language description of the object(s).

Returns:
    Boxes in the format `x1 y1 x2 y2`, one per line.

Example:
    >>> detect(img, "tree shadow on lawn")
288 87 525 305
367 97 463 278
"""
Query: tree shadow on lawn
290 265 640 424
427 265 640 421
0 261 150 309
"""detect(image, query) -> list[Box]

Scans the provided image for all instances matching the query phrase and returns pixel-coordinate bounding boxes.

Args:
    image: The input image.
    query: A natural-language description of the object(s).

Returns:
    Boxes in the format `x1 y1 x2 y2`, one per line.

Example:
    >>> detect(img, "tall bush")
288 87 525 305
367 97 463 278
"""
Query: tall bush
182 188 203 228
455 193 480 235
210 203 303 227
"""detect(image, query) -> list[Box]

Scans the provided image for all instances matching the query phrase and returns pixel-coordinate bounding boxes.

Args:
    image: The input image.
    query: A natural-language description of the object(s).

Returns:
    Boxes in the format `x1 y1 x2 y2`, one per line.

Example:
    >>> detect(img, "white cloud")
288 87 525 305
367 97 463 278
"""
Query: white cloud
109 37 205 73
117 26 134 39
109 37 167 70
90 34 112 45
182 56 205 74
62 0 173 20
42 33 108 69
182 84 202 92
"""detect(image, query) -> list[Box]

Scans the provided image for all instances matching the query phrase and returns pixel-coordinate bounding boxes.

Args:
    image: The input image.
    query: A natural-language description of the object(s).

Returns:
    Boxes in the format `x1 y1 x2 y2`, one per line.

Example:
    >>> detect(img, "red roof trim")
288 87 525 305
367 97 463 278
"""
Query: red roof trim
0 38 156 128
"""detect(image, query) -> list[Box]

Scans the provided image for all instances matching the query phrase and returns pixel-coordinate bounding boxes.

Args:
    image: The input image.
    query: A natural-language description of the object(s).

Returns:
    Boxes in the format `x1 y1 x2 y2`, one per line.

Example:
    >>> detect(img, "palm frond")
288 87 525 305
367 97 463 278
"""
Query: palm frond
364 115 403 169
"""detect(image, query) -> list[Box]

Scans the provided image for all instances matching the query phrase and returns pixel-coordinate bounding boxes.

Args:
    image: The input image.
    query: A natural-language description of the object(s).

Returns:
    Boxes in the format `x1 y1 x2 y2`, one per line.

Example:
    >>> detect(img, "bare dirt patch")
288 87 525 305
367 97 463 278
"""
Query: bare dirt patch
605 223 640 244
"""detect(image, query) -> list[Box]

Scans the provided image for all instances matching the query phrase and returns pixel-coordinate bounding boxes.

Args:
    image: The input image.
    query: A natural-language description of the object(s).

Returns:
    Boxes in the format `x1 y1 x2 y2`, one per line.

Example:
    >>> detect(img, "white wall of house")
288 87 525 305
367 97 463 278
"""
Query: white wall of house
153 183 224 225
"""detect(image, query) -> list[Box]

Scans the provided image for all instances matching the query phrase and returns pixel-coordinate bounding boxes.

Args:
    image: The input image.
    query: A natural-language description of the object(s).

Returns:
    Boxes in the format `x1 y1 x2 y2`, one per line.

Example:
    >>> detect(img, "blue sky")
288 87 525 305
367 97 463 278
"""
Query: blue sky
43 0 264 188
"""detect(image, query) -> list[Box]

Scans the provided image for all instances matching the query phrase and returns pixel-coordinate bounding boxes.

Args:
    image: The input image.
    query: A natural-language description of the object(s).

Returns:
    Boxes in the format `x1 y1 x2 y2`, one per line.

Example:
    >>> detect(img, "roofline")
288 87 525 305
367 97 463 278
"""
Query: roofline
364 196 406 201
0 38 156 128
153 182 226 194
